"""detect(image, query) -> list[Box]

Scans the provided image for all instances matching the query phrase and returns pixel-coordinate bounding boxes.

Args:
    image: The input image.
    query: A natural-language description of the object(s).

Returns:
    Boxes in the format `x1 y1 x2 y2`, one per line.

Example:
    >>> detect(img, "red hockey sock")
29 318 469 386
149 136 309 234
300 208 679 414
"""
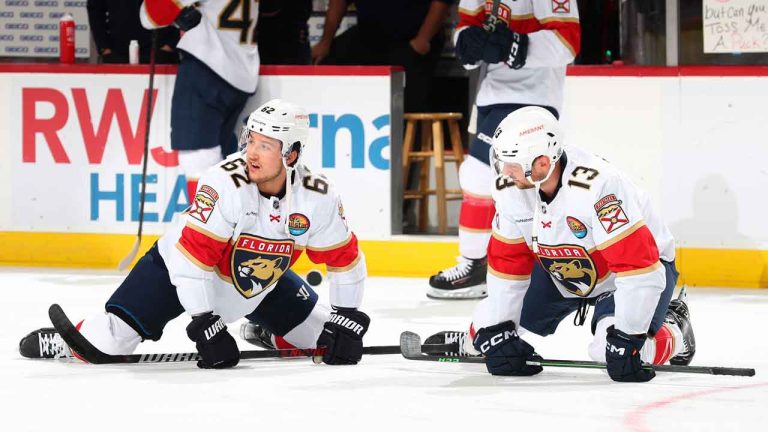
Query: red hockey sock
273 336 296 350
459 194 495 231
652 323 675 365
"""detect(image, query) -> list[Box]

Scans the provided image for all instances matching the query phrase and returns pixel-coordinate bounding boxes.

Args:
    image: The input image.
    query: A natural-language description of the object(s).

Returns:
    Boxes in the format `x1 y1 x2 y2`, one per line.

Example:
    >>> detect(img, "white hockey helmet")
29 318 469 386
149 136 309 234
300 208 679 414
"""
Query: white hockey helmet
491 106 563 185
239 99 310 167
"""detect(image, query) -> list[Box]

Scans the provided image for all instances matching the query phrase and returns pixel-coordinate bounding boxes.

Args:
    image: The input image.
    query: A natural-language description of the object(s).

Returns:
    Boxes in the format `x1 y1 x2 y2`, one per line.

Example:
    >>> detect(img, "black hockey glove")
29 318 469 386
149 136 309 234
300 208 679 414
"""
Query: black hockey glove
316 307 370 365
186 312 240 369
473 321 543 376
482 24 529 69
605 325 655 382
174 6 202 31
455 26 488 65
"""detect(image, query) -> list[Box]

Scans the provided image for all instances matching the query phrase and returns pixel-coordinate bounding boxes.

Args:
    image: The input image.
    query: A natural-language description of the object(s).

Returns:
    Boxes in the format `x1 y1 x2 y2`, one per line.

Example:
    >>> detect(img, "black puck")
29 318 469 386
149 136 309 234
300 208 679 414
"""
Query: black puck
306 269 323 287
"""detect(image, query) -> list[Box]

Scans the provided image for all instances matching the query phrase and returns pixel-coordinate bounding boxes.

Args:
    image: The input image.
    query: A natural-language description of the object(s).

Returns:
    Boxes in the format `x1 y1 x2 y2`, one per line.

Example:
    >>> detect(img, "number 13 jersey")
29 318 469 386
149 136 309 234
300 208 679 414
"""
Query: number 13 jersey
485 145 675 335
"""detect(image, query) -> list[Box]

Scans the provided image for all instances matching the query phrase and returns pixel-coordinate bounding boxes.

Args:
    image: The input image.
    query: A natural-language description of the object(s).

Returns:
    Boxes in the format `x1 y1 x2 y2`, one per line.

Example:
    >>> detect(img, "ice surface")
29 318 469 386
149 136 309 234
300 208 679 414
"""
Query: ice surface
1 268 765 432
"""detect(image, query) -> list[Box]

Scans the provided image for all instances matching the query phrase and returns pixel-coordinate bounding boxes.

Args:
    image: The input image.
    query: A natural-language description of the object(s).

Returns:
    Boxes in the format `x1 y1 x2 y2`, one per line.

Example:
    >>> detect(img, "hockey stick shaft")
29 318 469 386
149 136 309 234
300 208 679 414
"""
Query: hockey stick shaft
400 332 755 377
118 30 158 270
48 304 457 364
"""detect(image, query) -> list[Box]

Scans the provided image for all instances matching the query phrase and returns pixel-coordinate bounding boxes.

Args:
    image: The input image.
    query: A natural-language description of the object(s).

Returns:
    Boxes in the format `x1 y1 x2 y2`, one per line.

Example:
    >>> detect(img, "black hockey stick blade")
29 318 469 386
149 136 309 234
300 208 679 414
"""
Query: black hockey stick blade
49 303 116 364
400 331 755 376
48 305 458 365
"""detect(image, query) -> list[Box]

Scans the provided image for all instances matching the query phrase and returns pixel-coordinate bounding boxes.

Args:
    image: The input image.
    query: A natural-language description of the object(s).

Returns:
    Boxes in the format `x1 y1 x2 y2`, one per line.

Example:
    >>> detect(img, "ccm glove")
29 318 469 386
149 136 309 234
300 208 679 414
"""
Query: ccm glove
186 312 240 369
316 308 370 365
473 321 543 376
455 26 489 65
174 6 202 31
605 325 656 382
482 24 529 69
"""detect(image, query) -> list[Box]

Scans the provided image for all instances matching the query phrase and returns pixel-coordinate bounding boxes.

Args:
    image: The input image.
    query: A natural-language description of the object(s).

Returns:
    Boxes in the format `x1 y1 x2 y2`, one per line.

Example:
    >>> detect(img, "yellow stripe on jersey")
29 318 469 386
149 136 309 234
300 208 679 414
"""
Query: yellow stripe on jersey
594 221 646 250
616 261 663 277
491 231 526 245
458 5 484 16
327 254 362 273
552 29 578 56
184 221 231 243
307 234 353 252
175 242 215 272
488 266 531 281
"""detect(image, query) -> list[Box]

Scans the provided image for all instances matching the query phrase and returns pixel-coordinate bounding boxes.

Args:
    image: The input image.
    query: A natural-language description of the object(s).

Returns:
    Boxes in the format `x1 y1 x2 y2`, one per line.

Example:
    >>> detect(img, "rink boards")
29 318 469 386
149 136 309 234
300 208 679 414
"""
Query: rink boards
0 65 767 287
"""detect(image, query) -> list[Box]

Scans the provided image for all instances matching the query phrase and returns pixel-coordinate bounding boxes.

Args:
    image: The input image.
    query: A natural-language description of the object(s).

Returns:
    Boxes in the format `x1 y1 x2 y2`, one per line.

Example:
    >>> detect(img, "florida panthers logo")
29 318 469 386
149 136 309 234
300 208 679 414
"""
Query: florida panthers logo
537 245 597 297
231 235 294 298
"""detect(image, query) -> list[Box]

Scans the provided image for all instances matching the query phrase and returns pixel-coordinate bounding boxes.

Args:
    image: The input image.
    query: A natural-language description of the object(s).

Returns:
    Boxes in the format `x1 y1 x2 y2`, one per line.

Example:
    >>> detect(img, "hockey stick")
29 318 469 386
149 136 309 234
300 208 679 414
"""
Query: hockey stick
482 0 502 32
118 30 158 271
47 304 458 365
400 331 755 377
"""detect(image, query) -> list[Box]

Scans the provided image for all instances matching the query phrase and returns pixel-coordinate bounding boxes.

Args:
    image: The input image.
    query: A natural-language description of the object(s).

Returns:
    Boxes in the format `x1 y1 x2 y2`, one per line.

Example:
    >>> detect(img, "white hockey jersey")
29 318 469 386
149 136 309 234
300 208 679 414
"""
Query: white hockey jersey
157 153 366 323
141 0 260 93
455 0 581 111
476 145 675 336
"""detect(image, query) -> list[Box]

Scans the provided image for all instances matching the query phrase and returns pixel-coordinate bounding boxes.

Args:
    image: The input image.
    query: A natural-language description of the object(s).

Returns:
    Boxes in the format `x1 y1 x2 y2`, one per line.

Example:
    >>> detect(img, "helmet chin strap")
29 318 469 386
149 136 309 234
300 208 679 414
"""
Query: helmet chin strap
526 160 556 255
282 158 294 235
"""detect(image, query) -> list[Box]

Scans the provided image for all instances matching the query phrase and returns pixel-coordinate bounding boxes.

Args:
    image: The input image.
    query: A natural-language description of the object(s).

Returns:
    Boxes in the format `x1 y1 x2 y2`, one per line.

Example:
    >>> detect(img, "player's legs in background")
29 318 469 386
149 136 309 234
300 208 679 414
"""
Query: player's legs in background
426 262 575 356
428 104 562 300
241 270 330 350
588 261 694 365
171 53 251 201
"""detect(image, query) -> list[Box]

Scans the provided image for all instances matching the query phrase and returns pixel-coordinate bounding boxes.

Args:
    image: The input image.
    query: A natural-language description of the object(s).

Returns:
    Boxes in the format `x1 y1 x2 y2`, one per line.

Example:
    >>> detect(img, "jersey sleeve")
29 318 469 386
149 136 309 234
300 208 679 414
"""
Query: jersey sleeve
140 0 197 29
305 186 366 309
592 175 666 335
164 165 239 315
473 209 535 331
524 0 581 67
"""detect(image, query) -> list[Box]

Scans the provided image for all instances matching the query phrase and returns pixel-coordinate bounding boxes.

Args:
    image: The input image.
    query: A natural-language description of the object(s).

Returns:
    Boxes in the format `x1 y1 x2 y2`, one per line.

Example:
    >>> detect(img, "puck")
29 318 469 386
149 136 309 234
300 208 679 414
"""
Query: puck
306 269 323 287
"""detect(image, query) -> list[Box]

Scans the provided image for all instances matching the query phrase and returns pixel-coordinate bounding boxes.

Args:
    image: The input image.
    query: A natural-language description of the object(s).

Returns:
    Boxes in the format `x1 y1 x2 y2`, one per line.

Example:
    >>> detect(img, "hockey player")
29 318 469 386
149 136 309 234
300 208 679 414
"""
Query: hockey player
428 0 581 299
139 0 261 204
19 100 370 369
429 107 695 382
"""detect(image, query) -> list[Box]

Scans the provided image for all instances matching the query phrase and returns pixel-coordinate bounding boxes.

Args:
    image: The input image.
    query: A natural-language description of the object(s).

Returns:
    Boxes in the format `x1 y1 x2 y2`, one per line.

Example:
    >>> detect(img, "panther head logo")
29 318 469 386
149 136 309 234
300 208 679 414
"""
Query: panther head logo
237 256 285 295
548 260 596 296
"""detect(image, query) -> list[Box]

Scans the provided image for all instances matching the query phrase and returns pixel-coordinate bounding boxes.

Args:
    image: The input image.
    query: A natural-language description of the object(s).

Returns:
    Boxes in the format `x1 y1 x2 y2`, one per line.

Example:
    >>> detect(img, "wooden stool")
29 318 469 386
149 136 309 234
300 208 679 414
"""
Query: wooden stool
402 112 465 234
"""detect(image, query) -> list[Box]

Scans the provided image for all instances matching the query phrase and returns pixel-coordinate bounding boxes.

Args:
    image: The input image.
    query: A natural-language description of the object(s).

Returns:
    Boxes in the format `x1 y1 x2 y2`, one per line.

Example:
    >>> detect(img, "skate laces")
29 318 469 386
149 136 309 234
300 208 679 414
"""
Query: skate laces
440 257 473 281
39 332 70 359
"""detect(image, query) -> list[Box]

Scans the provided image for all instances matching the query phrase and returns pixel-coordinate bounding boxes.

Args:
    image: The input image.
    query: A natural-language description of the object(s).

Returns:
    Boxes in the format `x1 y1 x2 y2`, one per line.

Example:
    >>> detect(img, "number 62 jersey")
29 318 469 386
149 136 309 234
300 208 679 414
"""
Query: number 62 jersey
484 145 675 335
157 154 365 323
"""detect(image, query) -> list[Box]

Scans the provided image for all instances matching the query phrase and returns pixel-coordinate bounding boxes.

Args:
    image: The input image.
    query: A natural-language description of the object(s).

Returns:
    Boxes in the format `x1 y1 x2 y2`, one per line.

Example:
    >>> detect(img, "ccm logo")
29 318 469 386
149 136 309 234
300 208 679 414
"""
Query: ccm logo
480 330 516 352
607 343 626 356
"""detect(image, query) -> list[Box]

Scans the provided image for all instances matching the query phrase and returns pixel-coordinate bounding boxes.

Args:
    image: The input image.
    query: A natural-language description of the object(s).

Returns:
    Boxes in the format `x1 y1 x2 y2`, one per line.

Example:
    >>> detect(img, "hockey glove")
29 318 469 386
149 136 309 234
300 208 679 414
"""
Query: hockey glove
482 24 529 69
605 325 655 382
473 321 543 376
186 312 240 369
455 26 488 65
174 6 202 31
316 308 370 365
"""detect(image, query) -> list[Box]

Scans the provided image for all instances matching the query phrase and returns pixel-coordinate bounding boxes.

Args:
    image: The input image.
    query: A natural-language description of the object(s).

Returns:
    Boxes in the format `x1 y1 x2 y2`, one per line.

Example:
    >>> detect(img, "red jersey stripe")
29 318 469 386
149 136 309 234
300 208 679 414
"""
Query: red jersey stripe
306 234 361 269
178 224 230 268
457 6 485 30
600 225 661 274
488 235 535 277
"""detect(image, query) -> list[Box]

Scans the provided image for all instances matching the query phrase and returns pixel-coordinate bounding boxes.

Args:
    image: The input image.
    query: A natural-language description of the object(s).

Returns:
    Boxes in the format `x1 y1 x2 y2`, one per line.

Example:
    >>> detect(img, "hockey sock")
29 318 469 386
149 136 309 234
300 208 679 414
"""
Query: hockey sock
458 193 495 259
